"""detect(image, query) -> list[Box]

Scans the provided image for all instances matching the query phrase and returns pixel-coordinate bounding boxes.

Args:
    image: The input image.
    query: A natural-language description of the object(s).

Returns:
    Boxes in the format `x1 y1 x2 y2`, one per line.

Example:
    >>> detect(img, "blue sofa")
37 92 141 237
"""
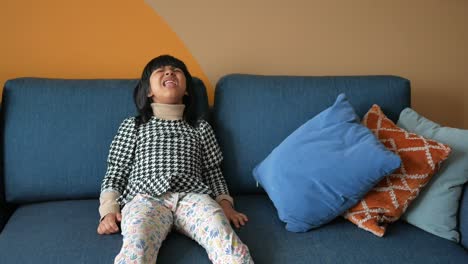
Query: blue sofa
0 75 467 263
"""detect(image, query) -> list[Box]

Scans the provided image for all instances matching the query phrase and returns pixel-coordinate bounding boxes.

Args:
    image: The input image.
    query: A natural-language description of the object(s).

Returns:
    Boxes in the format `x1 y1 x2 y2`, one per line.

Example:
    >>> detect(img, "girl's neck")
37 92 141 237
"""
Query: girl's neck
150 103 185 120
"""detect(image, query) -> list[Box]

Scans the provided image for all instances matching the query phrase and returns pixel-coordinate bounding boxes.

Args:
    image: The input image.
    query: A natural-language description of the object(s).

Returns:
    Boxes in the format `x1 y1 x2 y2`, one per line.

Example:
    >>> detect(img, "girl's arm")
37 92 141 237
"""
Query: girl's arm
99 117 137 220
199 120 249 228
204 166 234 205
198 120 233 205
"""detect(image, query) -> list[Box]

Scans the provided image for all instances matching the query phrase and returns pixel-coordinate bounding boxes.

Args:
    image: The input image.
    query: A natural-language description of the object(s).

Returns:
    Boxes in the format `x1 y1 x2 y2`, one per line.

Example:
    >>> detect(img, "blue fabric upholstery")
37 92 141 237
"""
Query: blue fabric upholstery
213 74 411 195
1 78 208 204
235 195 468 263
461 185 468 249
1 75 466 263
0 197 466 264
0 202 9 234
0 200 211 264
0 103 12 230
0 200 122 264
0 157 8 231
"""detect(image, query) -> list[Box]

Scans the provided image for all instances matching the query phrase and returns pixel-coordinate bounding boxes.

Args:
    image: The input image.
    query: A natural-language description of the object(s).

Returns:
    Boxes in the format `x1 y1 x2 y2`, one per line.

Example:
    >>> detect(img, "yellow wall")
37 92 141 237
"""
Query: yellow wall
0 0 212 101
149 0 468 129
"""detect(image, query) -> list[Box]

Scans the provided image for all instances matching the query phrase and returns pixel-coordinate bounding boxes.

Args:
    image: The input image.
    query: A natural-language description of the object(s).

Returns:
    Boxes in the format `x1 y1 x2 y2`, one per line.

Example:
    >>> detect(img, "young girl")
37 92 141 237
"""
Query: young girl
97 55 254 264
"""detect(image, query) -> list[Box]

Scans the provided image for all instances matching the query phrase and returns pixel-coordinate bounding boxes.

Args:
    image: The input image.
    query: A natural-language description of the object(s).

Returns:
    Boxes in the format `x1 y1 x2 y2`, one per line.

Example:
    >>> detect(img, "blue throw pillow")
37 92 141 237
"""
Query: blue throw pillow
252 93 401 232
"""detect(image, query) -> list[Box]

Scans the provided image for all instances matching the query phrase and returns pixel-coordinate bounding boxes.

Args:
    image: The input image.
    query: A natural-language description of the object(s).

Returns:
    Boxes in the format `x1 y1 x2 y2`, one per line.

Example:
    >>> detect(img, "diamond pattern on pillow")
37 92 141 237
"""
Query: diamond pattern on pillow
344 105 451 237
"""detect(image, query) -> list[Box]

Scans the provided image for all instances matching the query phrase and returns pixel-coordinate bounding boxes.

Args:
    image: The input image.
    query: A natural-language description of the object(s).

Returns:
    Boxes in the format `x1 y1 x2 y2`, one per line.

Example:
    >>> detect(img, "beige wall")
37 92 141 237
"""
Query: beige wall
148 0 468 128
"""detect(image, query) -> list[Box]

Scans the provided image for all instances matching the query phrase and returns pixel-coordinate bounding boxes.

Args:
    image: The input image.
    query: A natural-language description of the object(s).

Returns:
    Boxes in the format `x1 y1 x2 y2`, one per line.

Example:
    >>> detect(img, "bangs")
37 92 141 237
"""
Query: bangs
147 55 188 74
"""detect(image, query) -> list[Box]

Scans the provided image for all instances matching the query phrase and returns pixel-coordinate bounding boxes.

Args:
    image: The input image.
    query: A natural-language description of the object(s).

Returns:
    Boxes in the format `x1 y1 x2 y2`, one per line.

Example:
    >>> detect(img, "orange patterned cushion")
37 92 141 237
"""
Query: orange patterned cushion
344 105 451 237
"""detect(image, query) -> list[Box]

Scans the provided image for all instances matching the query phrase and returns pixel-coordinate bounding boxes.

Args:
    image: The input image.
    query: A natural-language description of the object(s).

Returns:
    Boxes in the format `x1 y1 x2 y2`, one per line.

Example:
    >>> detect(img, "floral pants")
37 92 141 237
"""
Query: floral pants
114 193 253 264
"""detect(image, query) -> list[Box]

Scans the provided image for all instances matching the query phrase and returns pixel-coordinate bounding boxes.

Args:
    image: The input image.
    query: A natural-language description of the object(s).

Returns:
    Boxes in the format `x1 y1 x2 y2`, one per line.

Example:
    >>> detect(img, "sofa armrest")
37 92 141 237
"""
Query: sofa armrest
0 167 14 233
0 167 12 233
0 204 12 233
0 98 11 233
460 183 468 250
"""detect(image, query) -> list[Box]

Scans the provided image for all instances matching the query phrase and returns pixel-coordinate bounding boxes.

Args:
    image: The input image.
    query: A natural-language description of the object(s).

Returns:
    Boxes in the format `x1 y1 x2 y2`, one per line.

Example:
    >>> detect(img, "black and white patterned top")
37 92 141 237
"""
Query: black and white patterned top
100 116 229 206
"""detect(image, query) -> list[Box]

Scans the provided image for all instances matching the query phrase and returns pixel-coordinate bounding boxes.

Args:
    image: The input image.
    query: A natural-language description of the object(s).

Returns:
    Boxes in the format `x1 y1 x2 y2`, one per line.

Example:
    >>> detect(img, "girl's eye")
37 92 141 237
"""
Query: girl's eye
174 68 182 72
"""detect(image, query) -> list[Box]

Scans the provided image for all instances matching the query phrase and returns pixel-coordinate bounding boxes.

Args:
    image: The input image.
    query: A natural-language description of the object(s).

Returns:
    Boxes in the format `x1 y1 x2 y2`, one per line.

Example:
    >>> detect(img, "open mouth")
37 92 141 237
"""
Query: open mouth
163 79 178 88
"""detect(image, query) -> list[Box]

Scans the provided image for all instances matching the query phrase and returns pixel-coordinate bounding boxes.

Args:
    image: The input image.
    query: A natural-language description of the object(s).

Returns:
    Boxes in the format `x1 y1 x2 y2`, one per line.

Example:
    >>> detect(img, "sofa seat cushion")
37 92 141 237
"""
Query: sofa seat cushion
234 195 467 264
1 197 467 264
0 200 211 264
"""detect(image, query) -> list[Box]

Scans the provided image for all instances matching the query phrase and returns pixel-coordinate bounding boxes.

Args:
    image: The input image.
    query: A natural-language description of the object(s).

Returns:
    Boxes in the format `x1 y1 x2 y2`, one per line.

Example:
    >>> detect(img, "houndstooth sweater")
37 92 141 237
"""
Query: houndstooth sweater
100 105 231 216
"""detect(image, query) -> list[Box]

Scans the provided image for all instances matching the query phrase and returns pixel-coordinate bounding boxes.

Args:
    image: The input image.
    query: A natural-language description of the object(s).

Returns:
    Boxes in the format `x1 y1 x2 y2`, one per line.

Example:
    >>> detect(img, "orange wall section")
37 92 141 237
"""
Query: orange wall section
0 0 213 102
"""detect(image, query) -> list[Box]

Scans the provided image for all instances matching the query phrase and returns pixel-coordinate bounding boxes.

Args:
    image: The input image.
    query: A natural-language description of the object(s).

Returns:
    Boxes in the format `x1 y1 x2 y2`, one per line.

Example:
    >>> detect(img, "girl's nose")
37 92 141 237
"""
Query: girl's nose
165 70 174 76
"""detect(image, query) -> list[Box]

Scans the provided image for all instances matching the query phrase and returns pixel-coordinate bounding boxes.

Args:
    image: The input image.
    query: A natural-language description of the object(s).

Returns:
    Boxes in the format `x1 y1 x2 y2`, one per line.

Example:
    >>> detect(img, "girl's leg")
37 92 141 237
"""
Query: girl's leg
173 193 253 264
114 194 173 264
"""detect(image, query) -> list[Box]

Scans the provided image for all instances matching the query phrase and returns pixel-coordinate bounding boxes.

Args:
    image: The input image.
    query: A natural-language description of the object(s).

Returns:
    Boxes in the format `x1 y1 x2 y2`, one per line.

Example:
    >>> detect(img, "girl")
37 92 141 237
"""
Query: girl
97 55 254 264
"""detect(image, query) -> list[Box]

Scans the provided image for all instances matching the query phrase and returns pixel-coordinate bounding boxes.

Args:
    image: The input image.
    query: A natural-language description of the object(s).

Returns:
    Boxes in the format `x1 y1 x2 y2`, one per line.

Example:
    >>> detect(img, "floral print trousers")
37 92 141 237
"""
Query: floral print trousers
114 193 253 264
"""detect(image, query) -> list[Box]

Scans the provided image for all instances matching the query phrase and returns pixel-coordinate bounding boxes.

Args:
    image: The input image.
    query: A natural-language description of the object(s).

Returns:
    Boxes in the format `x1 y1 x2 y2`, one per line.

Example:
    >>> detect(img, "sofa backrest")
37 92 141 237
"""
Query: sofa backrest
1 77 209 204
212 74 411 195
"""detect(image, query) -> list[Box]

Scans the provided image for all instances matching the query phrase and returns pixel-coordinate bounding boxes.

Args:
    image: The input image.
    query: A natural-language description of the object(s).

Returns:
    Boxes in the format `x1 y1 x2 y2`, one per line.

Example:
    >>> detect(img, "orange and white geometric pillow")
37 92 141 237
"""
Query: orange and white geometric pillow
344 105 451 237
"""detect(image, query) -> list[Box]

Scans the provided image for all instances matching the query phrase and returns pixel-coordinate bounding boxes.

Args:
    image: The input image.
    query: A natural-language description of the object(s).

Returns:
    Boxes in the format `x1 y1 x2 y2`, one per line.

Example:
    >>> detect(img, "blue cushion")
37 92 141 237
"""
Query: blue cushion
1 197 466 264
1 78 208 204
252 94 401 232
234 195 468 264
397 108 468 242
213 74 411 195
0 200 211 264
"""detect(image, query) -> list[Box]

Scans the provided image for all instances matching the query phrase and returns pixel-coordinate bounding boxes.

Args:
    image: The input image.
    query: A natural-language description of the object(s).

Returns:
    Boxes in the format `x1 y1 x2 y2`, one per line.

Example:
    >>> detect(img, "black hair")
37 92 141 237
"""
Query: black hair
133 55 197 127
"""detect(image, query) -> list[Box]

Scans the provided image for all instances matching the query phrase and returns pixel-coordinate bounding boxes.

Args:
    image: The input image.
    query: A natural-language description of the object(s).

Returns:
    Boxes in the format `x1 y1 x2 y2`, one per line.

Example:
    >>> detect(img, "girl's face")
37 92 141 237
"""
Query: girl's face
148 65 187 104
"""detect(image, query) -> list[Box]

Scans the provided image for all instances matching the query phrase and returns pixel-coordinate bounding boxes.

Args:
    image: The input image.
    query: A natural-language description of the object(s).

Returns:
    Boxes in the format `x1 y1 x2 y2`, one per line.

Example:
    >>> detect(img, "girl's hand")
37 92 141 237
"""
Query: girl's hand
97 212 122 235
219 200 249 229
